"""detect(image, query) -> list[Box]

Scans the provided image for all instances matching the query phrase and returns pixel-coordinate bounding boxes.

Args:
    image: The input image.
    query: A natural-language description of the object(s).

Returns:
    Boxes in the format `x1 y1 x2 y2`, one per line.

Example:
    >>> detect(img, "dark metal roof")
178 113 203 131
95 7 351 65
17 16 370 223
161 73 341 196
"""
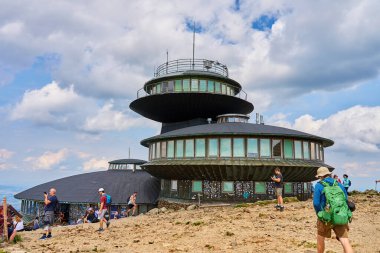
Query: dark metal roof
108 159 146 165
14 170 160 205
142 159 334 182
130 93 254 123
141 122 334 147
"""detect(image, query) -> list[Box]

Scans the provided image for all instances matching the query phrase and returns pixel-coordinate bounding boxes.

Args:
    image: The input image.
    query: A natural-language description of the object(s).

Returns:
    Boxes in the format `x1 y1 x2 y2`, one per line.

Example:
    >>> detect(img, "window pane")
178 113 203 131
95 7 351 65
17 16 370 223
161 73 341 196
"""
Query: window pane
310 142 315 159
221 84 226 94
167 140 174 158
215 82 221 93
303 141 310 159
272 139 282 158
260 139 271 158
152 85 156 94
223 182 234 192
255 182 266 194
284 139 294 159
199 80 206 92
195 138 206 157
294 141 302 159
152 144 156 159
207 80 214 92
220 138 232 157
167 80 174 92
284 183 293 194
156 142 161 158
316 144 320 160
175 80 182 92
156 83 161 93
185 139 194 157
171 180 177 190
183 79 190 91
319 146 324 161
226 86 231 95
175 140 184 158
191 79 198 92
162 81 168 93
161 141 167 158
192 181 202 192
233 138 245 157
247 138 259 157
208 138 218 157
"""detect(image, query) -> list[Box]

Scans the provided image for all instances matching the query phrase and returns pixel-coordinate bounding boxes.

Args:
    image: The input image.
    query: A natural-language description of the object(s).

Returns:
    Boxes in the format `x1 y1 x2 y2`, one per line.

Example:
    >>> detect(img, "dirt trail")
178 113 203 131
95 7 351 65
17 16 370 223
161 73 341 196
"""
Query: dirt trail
2 194 380 253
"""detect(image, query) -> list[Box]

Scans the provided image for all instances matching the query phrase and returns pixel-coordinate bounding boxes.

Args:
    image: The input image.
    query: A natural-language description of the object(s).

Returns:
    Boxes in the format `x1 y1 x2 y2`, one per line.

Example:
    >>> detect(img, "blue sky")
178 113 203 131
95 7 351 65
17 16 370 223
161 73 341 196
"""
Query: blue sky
0 0 379 198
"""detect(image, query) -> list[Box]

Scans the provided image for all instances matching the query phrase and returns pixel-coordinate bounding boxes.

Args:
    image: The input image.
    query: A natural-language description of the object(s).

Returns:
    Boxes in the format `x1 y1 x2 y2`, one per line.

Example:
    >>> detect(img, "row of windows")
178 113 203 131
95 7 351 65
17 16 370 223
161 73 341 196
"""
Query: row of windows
108 164 142 170
149 137 324 161
168 180 308 194
147 78 238 96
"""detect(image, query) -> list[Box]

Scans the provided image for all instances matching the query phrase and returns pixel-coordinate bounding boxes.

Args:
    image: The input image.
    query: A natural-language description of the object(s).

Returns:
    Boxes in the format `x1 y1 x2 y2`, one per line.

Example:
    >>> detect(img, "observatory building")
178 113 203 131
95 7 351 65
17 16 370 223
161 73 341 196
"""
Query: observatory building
130 58 334 202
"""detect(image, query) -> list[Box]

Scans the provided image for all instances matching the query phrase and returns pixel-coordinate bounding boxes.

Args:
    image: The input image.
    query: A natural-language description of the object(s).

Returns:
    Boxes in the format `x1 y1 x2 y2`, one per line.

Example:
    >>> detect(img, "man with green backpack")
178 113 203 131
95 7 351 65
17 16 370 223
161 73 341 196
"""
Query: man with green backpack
313 167 353 253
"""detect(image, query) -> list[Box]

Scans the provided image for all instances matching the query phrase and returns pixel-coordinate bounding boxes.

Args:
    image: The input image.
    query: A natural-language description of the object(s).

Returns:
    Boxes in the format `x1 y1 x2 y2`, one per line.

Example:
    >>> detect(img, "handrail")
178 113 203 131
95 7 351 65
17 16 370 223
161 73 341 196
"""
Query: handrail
154 59 229 77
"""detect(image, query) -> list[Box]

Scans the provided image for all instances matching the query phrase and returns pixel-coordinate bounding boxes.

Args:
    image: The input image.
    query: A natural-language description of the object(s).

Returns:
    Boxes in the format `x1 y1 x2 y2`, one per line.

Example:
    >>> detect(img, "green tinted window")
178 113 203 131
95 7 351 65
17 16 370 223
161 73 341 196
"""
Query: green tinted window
284 183 293 194
161 141 167 158
303 141 310 159
156 83 161 93
185 139 194 157
175 80 182 92
215 82 221 93
167 140 174 158
191 79 198 92
260 139 271 158
192 181 202 192
247 138 258 158
199 80 206 92
304 183 308 192
272 139 282 158
183 79 190 91
175 140 184 158
233 138 245 157
195 138 206 157
155 142 161 158
207 80 214 92
294 141 302 159
221 84 226 94
255 182 266 194
220 138 231 157
223 182 234 192
284 140 294 159
208 138 218 157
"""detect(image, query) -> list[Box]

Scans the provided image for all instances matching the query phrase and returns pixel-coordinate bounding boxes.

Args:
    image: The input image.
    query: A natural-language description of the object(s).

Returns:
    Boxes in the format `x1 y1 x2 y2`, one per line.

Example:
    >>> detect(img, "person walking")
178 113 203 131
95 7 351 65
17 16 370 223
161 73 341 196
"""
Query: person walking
97 188 110 232
342 174 351 193
271 168 284 212
313 167 353 253
40 188 58 240
126 192 138 216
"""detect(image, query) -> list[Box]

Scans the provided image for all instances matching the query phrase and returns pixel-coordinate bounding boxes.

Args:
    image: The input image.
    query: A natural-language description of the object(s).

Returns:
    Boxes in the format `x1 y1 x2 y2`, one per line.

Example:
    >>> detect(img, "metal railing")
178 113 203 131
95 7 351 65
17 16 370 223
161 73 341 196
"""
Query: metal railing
154 59 229 77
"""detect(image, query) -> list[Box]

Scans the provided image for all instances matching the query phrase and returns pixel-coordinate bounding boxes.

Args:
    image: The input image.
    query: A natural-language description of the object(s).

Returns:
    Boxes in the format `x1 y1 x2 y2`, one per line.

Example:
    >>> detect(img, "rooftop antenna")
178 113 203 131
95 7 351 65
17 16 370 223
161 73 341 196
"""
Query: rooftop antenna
128 147 131 159
192 20 195 70
166 49 169 74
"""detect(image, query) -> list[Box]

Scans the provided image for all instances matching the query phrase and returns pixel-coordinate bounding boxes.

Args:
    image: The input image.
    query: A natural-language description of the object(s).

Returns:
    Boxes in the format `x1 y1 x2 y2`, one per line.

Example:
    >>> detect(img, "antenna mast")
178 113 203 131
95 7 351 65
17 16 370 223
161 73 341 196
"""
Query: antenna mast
192 20 195 69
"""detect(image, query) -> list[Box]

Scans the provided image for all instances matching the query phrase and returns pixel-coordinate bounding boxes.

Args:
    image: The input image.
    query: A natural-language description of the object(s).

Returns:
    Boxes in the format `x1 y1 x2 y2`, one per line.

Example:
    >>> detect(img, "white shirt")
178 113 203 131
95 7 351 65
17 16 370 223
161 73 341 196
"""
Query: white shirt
14 220 24 231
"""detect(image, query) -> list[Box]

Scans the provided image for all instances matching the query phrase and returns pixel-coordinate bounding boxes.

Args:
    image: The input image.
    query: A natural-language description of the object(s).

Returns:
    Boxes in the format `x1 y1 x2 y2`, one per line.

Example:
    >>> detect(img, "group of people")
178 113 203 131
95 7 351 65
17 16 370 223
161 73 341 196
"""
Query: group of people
271 167 354 253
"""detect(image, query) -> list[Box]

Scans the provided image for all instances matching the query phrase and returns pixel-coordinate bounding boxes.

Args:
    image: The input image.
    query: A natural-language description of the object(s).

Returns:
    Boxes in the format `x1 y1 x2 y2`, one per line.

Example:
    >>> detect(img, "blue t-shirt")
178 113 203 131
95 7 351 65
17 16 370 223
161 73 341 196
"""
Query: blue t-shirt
274 174 283 188
44 195 58 212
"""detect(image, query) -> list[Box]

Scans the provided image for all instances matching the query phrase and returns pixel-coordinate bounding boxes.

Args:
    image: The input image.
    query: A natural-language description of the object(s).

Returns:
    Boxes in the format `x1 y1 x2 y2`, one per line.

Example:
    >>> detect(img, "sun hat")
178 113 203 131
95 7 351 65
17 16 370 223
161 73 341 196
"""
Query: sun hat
98 188 105 192
315 167 332 178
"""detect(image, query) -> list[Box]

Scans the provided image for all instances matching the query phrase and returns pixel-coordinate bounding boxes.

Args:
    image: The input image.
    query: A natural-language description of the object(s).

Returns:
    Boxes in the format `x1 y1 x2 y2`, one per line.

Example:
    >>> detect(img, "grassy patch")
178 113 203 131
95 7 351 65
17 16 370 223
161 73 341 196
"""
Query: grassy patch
298 240 317 248
234 203 252 208
192 221 204 226
283 197 299 203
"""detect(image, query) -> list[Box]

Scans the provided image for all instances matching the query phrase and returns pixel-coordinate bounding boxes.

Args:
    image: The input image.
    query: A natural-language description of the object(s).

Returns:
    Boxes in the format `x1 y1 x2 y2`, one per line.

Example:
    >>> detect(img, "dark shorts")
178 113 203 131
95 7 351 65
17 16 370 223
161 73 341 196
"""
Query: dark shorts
317 219 349 238
128 204 135 209
43 211 55 230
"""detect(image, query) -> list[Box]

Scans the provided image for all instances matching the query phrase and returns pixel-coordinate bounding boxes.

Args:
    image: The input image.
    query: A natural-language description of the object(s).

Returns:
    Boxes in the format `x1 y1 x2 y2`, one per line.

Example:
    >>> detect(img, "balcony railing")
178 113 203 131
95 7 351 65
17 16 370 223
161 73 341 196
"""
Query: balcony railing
154 59 229 77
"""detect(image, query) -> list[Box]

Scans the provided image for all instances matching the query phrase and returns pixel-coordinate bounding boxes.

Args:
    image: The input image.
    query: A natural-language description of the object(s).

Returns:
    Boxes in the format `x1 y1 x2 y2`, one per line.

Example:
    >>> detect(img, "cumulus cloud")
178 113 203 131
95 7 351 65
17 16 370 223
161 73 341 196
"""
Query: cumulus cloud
25 148 68 170
83 158 108 171
269 105 380 153
0 148 14 159
342 161 380 178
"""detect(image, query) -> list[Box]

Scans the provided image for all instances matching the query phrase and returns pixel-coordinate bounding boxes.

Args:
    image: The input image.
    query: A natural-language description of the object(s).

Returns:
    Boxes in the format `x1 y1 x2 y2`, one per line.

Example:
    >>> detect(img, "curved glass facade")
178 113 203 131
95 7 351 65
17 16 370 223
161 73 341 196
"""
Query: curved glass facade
146 78 239 96
149 137 324 162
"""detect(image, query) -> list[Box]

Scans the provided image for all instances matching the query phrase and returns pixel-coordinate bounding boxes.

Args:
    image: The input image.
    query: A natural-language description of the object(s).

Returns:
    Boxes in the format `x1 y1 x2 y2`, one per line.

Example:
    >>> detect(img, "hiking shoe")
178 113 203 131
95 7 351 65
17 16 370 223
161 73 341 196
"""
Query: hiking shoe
106 221 110 228
274 204 280 209
39 234 47 240
280 206 285 212
47 234 52 239
97 228 104 232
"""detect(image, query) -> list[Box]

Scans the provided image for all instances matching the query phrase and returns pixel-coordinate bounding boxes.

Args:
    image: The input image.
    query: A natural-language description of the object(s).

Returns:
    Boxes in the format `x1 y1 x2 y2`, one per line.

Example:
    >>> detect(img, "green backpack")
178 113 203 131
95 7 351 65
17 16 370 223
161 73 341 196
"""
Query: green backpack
317 180 352 225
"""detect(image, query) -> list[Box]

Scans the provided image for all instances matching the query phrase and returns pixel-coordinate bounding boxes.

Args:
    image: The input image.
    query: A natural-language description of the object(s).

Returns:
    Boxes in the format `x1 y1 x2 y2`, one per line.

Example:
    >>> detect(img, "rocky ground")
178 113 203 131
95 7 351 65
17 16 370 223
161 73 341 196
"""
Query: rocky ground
1 193 380 253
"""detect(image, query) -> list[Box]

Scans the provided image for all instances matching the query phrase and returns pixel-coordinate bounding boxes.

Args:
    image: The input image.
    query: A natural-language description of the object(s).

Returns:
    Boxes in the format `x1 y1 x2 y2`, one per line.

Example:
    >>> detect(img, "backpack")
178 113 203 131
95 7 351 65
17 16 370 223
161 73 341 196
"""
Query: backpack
348 180 352 186
105 194 112 205
126 196 131 203
317 180 352 225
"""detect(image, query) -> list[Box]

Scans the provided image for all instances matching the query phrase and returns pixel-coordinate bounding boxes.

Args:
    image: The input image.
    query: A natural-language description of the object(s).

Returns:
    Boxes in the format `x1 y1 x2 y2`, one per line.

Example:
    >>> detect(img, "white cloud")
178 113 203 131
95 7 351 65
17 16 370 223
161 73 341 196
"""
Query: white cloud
0 21 24 36
25 148 68 170
83 158 108 171
269 105 380 153
0 148 14 159
341 161 380 178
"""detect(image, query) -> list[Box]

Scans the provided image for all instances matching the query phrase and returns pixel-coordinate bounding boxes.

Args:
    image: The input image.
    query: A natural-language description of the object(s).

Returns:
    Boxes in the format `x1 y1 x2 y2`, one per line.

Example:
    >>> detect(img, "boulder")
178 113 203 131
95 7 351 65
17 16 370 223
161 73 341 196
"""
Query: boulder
187 205 197 211
160 207 168 213
148 208 159 215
